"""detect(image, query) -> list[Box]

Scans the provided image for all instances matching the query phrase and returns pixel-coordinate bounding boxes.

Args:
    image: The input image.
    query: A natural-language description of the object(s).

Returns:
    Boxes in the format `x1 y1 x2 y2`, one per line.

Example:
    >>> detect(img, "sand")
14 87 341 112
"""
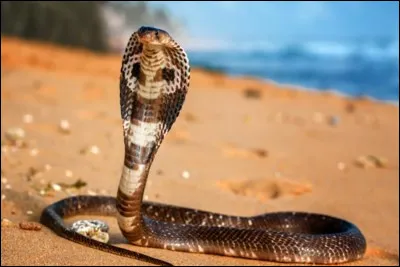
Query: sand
1 36 399 266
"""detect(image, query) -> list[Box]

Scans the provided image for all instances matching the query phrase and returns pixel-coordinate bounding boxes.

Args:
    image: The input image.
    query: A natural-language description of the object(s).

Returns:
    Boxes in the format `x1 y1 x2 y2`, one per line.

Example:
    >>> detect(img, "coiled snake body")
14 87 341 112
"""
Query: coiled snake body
40 26 367 266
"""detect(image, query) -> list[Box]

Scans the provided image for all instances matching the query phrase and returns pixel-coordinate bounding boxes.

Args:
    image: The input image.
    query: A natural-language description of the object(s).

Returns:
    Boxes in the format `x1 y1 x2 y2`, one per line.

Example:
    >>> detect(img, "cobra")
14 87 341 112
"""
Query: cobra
40 26 367 266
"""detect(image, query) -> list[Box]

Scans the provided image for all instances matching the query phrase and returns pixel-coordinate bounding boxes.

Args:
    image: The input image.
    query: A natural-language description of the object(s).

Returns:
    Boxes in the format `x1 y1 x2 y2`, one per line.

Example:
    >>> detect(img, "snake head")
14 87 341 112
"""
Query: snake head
137 26 172 46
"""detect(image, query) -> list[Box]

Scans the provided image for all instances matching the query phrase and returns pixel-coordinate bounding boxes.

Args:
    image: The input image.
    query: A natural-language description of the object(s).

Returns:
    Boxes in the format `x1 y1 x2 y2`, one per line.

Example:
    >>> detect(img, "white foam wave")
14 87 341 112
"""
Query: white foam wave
187 39 399 60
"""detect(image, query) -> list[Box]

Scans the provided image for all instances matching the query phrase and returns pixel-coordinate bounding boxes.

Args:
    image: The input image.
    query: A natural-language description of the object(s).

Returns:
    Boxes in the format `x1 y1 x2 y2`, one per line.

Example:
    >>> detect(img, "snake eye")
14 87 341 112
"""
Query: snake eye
155 31 159 39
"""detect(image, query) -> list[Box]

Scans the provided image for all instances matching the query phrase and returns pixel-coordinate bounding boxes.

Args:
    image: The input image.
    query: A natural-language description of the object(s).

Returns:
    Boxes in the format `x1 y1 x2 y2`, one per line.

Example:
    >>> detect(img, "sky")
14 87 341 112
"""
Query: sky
147 1 399 45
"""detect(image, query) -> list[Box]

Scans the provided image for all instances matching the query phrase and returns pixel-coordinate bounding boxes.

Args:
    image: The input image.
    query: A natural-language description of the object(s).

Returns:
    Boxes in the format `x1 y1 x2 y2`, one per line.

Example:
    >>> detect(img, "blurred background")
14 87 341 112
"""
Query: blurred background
1 1 399 103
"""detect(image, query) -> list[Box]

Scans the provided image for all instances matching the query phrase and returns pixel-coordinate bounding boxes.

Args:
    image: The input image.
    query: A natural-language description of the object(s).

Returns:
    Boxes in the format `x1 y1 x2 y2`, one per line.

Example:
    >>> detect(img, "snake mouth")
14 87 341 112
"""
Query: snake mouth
137 26 171 46
139 35 161 46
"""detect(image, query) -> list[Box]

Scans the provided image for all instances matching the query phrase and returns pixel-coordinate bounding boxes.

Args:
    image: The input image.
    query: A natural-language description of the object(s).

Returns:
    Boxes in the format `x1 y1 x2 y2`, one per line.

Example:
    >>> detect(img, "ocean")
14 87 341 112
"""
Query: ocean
187 39 399 105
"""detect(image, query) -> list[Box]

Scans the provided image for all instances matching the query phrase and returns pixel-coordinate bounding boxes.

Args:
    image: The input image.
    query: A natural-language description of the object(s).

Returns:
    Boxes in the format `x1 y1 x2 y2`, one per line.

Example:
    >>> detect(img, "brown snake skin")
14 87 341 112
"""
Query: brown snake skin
40 26 367 266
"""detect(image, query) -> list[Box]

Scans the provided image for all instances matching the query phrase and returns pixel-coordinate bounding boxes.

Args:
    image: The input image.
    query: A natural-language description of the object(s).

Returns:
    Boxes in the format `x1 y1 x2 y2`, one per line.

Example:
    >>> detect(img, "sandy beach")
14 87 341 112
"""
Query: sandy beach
1 36 399 266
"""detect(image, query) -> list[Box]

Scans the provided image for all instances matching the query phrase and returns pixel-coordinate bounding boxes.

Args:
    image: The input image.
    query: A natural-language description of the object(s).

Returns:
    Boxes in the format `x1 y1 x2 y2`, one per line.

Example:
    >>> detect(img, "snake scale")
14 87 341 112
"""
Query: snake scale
40 26 367 266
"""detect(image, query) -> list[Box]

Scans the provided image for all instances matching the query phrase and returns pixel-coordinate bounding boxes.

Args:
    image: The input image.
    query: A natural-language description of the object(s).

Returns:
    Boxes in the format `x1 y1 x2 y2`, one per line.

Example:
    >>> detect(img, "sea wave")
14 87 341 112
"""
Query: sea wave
187 38 399 103
187 39 399 60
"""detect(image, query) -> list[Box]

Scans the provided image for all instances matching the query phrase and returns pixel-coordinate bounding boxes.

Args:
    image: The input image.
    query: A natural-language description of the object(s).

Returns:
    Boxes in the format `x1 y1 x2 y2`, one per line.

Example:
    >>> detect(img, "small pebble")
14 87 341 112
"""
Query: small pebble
355 155 388 169
59 119 71 134
313 112 325 123
65 170 73 178
337 162 347 171
144 195 149 201
329 115 340 126
30 148 39 156
345 103 356 113
2 194 6 201
87 189 97 196
5 184 11 190
51 183 62 191
19 221 42 231
1 177 8 184
26 210 33 215
89 145 100 155
182 170 190 179
99 189 108 195
80 145 101 155
23 114 34 124
252 149 268 158
1 218 14 227
243 88 262 99
44 164 52 171
5 128 25 142
64 189 76 196
184 113 198 122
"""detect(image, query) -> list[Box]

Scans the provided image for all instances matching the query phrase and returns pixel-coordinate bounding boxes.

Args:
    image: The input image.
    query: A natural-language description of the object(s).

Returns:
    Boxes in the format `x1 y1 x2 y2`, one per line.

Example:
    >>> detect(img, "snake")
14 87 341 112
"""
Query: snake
40 26 367 266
